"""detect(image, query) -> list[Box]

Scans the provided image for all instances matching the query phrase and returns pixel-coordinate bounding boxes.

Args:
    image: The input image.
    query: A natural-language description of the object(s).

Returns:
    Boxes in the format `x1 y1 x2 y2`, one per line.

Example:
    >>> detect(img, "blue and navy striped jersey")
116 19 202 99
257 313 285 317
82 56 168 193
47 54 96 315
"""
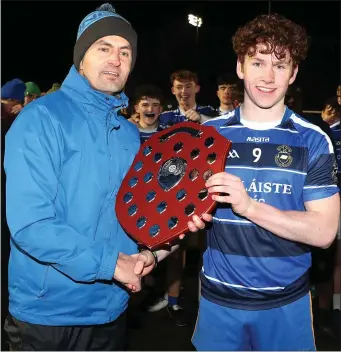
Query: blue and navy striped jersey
200 106 339 310
214 107 234 116
139 124 164 144
159 104 215 128
330 121 341 182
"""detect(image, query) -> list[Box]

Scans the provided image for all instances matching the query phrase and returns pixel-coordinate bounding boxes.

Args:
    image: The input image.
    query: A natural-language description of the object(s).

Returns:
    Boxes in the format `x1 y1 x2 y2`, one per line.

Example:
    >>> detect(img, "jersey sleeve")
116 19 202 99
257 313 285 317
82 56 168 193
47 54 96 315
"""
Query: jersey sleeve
303 132 339 202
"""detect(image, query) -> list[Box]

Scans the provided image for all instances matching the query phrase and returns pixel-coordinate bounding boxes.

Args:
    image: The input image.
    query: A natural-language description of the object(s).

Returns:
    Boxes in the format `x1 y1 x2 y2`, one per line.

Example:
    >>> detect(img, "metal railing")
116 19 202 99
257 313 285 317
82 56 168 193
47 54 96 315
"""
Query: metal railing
302 110 322 114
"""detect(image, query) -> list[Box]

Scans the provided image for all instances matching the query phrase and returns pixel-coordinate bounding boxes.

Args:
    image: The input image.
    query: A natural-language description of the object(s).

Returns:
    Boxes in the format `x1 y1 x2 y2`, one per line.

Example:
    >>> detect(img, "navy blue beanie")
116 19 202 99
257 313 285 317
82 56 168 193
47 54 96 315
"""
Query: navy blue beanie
1 78 26 102
73 3 137 70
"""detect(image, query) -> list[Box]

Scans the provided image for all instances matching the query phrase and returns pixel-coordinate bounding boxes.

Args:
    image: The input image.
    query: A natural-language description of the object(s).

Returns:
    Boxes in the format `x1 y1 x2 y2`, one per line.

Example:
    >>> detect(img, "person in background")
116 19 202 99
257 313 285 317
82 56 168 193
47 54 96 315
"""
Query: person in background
230 82 244 108
159 69 215 128
46 82 61 94
24 81 41 105
132 84 164 143
1 78 26 124
321 96 341 334
215 74 238 115
1 78 26 348
9 81 42 115
285 85 334 140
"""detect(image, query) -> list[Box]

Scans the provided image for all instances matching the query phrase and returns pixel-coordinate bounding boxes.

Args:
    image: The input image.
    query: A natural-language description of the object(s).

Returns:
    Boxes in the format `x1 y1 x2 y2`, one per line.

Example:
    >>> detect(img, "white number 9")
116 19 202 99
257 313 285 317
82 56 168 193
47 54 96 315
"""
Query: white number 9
253 148 262 162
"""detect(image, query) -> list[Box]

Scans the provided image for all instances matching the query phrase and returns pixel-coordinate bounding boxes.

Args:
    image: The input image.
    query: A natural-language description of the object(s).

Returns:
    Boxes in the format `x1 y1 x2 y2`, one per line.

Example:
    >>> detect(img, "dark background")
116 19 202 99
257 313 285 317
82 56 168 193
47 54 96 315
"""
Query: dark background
2 0 340 109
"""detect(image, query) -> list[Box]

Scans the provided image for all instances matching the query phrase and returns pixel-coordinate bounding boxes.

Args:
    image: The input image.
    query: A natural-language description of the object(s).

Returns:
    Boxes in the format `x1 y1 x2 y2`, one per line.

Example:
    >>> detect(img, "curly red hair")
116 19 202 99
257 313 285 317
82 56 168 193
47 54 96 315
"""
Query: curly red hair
232 13 309 66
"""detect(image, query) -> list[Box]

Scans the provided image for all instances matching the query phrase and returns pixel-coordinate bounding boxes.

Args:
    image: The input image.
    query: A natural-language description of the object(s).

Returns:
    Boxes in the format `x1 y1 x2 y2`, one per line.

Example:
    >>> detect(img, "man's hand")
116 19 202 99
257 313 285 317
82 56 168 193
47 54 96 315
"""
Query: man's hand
131 250 155 277
205 172 253 216
184 109 201 122
11 104 23 115
113 252 142 292
131 216 210 275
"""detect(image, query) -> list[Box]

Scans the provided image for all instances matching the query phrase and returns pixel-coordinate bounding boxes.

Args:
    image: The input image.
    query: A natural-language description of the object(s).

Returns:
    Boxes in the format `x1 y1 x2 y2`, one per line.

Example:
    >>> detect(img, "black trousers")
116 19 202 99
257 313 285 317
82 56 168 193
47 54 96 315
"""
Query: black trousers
4 313 127 351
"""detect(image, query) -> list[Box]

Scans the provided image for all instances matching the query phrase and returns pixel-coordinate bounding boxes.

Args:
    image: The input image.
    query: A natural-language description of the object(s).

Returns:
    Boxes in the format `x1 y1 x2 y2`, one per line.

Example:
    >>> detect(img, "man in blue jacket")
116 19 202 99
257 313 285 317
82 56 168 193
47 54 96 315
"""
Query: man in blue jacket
4 3 211 350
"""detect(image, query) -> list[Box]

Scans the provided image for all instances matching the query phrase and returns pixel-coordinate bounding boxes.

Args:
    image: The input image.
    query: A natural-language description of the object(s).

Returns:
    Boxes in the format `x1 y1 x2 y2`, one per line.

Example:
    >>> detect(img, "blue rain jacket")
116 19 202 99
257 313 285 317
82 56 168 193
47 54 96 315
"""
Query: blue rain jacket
4 66 140 325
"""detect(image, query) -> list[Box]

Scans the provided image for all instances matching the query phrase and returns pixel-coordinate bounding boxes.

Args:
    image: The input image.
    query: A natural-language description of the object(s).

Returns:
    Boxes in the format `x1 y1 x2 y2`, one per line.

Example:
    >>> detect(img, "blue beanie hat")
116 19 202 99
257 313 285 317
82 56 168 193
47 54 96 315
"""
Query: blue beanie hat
73 3 137 70
1 78 26 102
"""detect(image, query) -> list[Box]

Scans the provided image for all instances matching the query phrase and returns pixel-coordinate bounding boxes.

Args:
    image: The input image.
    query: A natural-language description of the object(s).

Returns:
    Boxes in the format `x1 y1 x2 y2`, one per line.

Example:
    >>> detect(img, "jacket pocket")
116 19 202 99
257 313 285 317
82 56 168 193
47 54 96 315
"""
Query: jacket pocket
37 265 50 298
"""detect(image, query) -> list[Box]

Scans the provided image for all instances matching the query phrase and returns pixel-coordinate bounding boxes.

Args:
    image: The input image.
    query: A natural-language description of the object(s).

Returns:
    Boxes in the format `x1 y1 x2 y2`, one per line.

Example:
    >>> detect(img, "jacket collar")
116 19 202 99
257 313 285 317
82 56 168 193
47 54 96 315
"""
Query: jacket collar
60 66 129 125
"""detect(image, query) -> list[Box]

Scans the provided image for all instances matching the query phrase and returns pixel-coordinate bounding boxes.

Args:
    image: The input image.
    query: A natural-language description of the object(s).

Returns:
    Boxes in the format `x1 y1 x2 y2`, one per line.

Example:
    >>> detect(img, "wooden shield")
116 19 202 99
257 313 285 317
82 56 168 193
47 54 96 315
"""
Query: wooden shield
116 121 232 250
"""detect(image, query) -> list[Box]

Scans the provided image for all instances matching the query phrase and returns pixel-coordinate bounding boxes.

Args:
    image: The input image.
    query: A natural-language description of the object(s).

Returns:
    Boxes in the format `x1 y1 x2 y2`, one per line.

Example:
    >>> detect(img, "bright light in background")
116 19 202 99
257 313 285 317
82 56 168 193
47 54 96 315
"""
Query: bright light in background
188 14 203 27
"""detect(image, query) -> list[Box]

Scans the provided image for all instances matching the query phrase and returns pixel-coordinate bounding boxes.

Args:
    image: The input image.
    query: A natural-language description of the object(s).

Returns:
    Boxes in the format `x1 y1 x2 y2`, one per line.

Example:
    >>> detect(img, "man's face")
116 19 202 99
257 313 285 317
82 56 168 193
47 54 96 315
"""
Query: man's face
217 84 236 105
79 35 132 95
237 45 298 109
337 85 341 105
1 99 21 115
135 97 162 126
171 79 199 105
24 94 37 106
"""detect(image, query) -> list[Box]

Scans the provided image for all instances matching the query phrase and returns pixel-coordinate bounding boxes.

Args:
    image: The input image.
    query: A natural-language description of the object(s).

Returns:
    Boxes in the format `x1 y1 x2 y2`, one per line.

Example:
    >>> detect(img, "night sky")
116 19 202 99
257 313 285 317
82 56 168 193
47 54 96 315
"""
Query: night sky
2 1 340 110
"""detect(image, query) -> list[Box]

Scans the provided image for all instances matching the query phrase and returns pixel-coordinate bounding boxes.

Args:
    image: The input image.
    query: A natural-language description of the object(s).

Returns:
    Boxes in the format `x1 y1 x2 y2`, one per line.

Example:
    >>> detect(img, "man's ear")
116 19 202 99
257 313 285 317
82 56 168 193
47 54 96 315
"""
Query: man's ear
236 59 244 80
134 104 139 114
195 84 201 94
171 87 175 95
289 65 299 85
79 59 84 74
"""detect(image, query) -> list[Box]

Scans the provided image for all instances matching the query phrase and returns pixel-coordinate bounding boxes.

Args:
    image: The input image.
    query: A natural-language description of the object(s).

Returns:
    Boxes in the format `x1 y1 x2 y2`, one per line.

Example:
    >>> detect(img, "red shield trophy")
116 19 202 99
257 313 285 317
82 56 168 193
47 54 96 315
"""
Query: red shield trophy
116 121 232 250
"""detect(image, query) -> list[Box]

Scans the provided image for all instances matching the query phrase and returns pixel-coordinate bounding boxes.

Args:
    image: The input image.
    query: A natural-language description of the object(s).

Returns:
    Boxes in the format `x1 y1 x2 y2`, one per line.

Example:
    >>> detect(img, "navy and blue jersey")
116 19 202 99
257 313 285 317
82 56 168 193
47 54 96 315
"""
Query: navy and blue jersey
139 124 164 144
214 107 233 116
330 121 341 183
200 106 339 310
159 104 216 128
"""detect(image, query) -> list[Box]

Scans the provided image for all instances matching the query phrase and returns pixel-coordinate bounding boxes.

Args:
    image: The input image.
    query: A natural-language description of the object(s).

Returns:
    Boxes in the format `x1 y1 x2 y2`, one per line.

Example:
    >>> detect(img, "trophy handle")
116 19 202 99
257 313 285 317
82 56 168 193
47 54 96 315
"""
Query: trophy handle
159 126 202 142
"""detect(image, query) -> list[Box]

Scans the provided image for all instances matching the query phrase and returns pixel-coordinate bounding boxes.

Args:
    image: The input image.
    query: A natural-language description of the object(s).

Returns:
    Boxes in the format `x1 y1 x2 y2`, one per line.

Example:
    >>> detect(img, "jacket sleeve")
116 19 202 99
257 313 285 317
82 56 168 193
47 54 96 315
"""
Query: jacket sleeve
4 104 119 282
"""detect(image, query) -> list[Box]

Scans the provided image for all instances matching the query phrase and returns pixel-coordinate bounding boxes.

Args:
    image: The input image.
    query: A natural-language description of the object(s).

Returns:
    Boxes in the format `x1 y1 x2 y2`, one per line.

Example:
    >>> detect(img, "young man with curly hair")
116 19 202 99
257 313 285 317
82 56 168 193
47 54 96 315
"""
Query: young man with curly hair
192 13 340 351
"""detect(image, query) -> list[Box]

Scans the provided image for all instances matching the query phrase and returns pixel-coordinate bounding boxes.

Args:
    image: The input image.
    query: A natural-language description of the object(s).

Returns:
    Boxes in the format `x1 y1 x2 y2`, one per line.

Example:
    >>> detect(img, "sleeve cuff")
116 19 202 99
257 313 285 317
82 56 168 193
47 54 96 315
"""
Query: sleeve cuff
303 188 339 203
96 245 120 281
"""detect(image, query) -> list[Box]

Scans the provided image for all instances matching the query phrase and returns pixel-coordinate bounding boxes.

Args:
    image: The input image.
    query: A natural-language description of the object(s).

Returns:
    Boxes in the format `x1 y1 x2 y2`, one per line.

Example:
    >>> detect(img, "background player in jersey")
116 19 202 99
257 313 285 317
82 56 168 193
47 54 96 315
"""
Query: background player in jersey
131 84 164 144
159 70 215 128
146 70 213 325
321 96 341 331
191 13 340 351
215 74 238 115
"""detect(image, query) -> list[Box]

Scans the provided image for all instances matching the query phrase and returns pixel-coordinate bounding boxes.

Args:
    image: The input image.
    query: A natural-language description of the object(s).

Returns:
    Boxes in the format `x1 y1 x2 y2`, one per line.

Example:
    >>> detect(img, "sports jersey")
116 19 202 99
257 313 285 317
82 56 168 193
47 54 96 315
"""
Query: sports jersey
330 120 341 182
139 124 164 144
200 106 339 311
159 104 215 128
215 107 234 116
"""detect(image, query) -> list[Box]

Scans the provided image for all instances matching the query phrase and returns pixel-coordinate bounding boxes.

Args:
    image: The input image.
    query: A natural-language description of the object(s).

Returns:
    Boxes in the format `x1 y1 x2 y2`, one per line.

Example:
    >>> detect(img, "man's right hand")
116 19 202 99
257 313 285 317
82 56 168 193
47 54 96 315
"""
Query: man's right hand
113 253 142 292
